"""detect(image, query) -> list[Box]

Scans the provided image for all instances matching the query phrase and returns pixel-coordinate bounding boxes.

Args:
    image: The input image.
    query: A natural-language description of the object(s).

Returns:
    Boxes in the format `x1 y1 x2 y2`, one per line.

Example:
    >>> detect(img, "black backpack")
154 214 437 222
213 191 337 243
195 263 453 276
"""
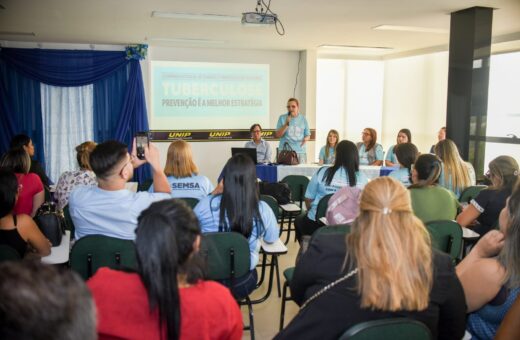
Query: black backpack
34 202 66 246
258 182 292 205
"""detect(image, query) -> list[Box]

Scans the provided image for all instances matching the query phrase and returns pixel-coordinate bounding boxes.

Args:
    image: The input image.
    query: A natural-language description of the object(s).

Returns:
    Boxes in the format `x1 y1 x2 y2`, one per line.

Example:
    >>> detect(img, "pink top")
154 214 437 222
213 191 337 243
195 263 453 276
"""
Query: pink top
14 173 44 215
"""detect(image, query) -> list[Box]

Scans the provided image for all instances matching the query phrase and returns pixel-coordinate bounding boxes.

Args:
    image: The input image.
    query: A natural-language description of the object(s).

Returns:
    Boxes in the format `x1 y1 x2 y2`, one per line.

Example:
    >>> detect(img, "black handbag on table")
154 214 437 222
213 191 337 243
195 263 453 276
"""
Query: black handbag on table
34 202 66 246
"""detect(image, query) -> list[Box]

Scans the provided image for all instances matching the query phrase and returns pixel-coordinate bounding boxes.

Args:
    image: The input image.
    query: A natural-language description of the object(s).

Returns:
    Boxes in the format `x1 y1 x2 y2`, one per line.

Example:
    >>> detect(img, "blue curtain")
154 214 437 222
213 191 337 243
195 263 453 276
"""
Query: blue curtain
0 46 151 182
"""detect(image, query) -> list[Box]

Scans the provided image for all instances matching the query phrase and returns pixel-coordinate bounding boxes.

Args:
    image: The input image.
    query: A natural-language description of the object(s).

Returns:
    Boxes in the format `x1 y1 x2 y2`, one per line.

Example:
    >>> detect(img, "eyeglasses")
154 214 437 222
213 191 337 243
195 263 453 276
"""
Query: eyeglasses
286 105 297 109
362 132 370 136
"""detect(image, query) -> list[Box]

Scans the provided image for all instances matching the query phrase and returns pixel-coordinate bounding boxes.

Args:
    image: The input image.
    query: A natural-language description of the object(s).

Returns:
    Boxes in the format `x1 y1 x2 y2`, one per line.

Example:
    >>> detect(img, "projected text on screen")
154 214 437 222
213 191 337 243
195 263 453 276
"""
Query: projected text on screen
152 61 269 122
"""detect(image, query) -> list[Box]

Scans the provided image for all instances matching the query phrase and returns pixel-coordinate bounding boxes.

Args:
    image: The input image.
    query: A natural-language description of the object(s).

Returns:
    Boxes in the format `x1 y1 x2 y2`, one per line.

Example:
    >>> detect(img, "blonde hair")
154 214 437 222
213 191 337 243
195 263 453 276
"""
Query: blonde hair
75 141 96 170
164 140 198 178
434 139 471 193
346 176 433 311
325 129 339 160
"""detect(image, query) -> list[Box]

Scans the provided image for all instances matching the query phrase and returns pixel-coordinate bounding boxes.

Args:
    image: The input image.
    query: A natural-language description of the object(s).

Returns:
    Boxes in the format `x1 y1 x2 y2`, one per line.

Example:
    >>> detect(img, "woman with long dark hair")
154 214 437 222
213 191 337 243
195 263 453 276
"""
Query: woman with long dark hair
408 154 459 223
194 154 279 297
88 199 243 340
295 140 368 241
385 128 411 167
388 142 418 187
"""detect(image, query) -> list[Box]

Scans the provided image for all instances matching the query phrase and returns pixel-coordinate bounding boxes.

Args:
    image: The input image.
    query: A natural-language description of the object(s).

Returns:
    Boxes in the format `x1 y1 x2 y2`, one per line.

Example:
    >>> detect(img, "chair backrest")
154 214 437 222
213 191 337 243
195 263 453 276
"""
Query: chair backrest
316 194 333 220
314 224 351 236
0 245 21 262
70 235 137 280
200 232 250 281
281 175 310 208
260 194 280 220
425 220 463 261
63 205 75 237
339 318 432 340
179 197 200 209
459 185 487 203
137 179 153 192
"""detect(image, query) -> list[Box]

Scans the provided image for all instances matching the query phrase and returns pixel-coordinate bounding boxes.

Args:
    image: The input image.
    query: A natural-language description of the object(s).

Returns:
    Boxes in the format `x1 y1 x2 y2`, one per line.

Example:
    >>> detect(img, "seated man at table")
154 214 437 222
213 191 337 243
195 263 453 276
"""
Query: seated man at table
69 140 171 240
245 123 272 163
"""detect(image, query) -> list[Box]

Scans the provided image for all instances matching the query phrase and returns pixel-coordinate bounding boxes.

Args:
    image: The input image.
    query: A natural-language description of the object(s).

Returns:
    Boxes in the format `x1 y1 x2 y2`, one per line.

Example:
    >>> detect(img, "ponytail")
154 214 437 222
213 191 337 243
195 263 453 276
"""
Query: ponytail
409 154 442 189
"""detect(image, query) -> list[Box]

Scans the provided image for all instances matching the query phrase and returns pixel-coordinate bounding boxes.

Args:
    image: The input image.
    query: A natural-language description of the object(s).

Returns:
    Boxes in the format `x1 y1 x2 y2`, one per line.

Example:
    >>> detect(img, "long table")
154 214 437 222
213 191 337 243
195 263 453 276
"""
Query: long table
256 164 398 183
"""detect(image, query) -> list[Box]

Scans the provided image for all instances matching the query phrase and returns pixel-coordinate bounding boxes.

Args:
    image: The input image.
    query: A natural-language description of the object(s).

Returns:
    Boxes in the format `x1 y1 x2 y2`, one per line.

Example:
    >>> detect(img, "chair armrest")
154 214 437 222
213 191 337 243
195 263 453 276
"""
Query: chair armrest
261 239 288 254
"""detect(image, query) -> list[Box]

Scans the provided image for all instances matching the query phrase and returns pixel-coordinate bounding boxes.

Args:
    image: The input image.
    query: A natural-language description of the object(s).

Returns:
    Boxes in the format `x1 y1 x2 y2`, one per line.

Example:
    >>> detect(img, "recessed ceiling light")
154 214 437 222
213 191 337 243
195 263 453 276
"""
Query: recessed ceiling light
318 45 393 52
146 37 226 44
0 31 35 36
373 25 448 34
151 11 240 22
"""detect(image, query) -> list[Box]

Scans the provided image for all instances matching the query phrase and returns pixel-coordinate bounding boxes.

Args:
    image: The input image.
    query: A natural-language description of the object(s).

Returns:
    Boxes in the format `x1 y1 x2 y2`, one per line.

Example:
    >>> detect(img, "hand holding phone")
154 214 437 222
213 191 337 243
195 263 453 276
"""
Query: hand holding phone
135 132 150 160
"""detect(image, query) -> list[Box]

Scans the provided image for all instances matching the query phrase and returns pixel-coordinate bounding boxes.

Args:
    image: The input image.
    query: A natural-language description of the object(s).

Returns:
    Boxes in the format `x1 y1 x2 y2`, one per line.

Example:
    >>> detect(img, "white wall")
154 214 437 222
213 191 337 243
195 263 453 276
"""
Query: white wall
144 46 315 184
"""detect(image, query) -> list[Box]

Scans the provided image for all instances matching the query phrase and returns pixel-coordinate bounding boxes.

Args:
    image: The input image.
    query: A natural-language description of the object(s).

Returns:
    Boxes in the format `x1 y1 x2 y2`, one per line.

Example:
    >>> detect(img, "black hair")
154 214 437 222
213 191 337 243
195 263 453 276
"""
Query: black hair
9 134 31 150
0 169 18 218
249 123 262 133
398 129 412 143
88 140 128 179
409 154 443 189
136 199 202 340
394 143 419 183
0 148 31 174
217 154 263 238
323 140 358 187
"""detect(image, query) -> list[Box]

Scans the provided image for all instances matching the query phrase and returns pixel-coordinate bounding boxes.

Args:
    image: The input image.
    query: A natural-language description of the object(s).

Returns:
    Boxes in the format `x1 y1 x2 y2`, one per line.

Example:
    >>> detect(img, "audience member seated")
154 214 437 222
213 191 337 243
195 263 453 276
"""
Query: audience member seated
457 184 520 339
388 142 418 187
429 126 446 153
0 170 50 257
0 261 96 340
496 295 520 340
55 141 97 211
10 134 51 188
457 156 519 235
318 129 339 165
409 154 459 223
434 139 475 197
148 140 214 200
88 199 243 340
69 140 171 240
385 128 411 167
1 148 44 217
194 154 279 298
276 177 466 340
295 140 368 241
357 128 384 166
245 123 272 163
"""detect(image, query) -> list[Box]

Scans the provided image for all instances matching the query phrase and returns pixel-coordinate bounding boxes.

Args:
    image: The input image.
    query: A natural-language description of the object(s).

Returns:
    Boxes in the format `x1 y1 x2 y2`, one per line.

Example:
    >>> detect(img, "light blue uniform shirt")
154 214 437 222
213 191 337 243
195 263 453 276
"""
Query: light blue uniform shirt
194 195 279 270
385 145 398 164
244 139 272 163
276 113 310 155
148 174 214 200
69 186 170 240
305 167 369 221
319 146 336 164
438 162 476 197
388 167 412 187
358 143 384 165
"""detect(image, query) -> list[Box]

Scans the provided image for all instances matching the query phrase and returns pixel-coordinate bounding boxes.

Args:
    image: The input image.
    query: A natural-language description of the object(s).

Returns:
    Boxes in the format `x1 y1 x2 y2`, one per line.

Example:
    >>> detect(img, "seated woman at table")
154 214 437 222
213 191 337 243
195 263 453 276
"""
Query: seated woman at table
149 140 214 200
388 142 418 187
194 154 279 298
434 139 475 197
0 148 44 217
55 141 97 211
0 169 51 258
88 199 243 340
457 184 520 339
357 128 384 166
276 177 466 340
245 123 272 163
295 140 368 241
457 155 519 235
318 129 339 165
385 128 411 167
408 154 459 223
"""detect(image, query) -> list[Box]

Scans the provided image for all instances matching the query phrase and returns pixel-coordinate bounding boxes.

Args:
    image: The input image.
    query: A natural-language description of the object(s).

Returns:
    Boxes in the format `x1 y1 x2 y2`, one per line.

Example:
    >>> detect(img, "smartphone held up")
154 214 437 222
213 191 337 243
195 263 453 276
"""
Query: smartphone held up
135 132 151 160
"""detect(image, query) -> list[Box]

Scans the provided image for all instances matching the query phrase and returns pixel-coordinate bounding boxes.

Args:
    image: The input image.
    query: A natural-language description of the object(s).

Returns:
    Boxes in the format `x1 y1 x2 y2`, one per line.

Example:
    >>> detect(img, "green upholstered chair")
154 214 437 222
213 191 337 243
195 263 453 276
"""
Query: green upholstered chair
459 185 487 203
339 318 432 340
0 245 22 262
178 197 200 209
315 193 333 222
279 175 310 244
425 220 463 262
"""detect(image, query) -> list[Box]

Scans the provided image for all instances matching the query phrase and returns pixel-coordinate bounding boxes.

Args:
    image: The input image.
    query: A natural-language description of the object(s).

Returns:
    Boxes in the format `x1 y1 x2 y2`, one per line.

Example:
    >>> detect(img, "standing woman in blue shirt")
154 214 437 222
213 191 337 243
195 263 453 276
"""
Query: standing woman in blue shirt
318 129 339 165
148 140 214 200
194 154 279 298
385 128 411 167
275 98 311 164
295 140 369 241
244 123 272 163
357 128 384 166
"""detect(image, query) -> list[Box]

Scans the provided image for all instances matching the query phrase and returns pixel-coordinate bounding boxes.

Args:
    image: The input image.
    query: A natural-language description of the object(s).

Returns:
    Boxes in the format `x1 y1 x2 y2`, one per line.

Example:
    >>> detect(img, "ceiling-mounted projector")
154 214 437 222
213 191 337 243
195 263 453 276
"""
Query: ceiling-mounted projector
241 12 277 24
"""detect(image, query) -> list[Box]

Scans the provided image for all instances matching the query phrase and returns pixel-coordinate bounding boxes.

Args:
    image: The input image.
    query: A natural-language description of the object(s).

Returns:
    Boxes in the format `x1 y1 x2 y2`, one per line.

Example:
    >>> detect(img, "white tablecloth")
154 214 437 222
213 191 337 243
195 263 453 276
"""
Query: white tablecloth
277 164 383 181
